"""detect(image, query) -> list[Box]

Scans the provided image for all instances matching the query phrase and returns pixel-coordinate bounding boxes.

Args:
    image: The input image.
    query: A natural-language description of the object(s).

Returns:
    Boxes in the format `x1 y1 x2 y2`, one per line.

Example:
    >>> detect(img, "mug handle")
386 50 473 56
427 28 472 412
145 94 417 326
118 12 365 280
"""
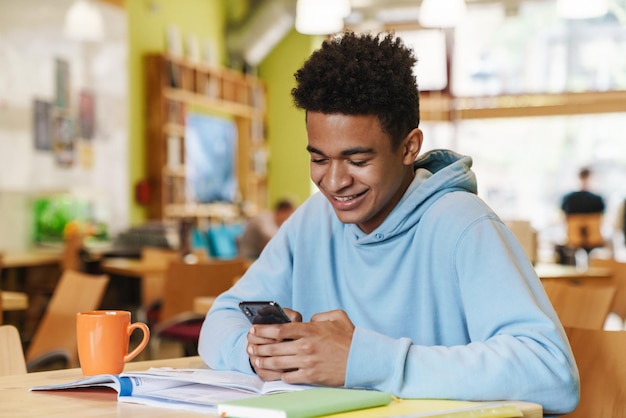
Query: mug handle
124 322 151 363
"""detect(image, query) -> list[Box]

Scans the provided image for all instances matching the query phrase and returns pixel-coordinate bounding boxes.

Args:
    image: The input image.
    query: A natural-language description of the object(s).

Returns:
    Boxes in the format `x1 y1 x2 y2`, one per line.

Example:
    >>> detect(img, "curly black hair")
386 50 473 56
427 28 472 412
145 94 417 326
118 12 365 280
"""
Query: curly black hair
291 32 419 149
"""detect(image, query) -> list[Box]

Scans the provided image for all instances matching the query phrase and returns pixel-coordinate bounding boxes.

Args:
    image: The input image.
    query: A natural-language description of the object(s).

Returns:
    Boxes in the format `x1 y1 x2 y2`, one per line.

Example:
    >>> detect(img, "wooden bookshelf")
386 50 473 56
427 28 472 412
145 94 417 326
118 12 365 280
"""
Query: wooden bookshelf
144 54 268 220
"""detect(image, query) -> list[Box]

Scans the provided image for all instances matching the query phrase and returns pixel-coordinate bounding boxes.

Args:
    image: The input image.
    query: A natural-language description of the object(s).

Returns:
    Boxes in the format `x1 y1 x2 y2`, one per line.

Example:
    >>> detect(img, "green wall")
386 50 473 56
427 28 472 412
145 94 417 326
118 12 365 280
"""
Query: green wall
259 31 321 207
126 0 227 224
127 1 318 221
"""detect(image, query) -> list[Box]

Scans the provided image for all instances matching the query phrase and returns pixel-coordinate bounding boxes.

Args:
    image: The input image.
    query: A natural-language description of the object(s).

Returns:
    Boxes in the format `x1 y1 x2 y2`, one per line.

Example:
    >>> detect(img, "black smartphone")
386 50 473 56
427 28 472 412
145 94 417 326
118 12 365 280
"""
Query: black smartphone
239 301 291 324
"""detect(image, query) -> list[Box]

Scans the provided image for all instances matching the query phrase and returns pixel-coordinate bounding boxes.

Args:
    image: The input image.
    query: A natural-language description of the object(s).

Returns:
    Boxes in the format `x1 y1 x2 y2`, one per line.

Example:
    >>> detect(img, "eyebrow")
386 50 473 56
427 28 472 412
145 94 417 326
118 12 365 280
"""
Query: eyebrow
306 145 375 157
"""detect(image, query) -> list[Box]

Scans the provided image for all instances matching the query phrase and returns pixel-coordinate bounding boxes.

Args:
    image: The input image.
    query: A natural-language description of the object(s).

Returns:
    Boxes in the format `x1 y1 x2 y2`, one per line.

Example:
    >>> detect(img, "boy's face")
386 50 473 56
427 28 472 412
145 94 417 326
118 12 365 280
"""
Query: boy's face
306 112 422 234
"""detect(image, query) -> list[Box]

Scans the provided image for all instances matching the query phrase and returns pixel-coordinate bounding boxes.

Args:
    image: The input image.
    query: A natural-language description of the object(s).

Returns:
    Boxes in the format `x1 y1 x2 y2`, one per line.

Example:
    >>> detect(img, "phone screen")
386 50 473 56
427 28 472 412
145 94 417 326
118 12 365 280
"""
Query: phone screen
239 301 291 324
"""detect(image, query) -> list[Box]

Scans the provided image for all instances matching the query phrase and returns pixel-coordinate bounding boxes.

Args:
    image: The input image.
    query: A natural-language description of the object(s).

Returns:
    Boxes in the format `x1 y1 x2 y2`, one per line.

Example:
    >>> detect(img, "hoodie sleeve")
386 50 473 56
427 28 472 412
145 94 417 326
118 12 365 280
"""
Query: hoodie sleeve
198 223 296 374
345 216 579 416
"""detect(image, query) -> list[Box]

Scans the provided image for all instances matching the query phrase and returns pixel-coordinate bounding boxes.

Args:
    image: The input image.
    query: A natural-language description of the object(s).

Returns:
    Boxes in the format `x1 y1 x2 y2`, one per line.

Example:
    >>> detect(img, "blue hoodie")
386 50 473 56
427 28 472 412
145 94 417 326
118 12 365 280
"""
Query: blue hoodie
198 149 579 415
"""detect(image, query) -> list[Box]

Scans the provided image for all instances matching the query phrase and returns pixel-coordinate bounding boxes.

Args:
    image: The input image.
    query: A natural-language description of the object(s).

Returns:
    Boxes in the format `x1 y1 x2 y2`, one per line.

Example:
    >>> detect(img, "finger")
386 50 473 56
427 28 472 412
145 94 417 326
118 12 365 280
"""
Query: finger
250 359 285 381
251 323 298 341
252 351 299 374
247 329 281 345
282 308 302 322
248 338 297 358
310 309 346 322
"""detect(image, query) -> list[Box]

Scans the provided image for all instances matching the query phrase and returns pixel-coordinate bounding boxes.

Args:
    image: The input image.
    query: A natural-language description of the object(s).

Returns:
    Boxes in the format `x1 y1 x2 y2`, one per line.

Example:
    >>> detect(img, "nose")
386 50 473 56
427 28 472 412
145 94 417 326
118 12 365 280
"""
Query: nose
324 160 352 192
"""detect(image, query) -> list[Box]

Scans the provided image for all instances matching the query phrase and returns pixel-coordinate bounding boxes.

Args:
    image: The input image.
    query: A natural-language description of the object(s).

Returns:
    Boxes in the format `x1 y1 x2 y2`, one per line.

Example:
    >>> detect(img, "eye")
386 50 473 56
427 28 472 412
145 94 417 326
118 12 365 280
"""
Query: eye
349 159 368 167
310 157 328 164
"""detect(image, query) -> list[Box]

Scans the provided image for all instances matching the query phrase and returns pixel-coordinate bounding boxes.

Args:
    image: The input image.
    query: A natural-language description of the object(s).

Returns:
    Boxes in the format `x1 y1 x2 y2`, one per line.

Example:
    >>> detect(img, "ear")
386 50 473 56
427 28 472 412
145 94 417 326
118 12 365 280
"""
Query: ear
402 128 423 165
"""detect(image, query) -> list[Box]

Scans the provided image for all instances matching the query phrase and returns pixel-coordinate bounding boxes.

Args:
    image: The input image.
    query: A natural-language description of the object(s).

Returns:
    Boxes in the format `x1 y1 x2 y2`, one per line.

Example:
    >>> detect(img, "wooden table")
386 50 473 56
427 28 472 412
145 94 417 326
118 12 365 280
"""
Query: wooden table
100 258 169 310
100 258 168 277
2 250 62 269
535 262 614 286
0 356 542 417
1 250 62 339
1 291 28 311
1 249 63 291
0 356 207 417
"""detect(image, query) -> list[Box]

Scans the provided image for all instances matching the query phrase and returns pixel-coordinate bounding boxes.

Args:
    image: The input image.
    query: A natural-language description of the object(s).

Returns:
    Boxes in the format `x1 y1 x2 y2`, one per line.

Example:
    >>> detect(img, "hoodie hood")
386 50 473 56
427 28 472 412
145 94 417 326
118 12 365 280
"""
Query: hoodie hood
349 149 477 244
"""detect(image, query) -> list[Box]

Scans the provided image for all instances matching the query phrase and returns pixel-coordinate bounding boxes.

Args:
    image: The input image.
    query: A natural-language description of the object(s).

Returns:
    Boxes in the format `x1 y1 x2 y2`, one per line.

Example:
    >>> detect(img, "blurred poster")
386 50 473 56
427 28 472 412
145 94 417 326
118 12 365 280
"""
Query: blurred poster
33 99 52 151
52 113 75 167
185 113 237 203
79 90 95 140
55 58 70 109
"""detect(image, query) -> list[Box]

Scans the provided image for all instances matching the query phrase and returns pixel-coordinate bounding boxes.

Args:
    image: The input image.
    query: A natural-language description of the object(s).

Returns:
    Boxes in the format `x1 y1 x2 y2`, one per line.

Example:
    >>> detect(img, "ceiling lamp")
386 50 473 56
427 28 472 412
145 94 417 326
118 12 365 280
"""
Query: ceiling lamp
63 0 104 42
556 0 609 19
419 0 467 28
295 0 351 35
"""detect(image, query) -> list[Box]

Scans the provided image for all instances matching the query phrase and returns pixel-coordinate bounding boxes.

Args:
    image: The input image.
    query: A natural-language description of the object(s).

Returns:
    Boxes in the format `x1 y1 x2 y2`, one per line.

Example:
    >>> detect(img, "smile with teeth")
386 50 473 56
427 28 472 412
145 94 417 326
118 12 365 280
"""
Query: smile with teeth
333 191 365 202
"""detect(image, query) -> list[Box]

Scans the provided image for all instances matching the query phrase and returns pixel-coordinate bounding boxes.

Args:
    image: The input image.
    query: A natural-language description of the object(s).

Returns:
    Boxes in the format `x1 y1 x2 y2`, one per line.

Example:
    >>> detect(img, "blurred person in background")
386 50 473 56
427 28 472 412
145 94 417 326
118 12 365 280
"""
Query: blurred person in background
561 167 605 215
237 198 296 259
557 167 607 263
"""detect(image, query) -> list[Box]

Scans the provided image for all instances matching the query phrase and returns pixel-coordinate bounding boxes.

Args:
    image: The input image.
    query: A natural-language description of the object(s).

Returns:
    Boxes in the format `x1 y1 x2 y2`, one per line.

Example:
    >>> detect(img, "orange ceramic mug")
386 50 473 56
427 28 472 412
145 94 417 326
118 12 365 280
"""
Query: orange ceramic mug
76 310 150 376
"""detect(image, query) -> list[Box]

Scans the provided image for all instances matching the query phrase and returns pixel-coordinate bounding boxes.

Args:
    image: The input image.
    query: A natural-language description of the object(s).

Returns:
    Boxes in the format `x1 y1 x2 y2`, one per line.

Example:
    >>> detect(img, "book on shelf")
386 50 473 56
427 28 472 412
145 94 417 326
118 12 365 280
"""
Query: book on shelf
205 77 220 99
167 60 182 88
217 387 393 418
30 367 316 414
166 135 182 168
166 99 185 125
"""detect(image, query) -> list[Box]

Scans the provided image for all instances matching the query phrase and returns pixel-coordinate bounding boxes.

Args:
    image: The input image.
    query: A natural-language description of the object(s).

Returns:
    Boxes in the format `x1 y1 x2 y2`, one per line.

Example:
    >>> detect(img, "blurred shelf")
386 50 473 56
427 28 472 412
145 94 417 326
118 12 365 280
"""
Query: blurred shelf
421 90 626 121
145 53 268 220
163 203 239 219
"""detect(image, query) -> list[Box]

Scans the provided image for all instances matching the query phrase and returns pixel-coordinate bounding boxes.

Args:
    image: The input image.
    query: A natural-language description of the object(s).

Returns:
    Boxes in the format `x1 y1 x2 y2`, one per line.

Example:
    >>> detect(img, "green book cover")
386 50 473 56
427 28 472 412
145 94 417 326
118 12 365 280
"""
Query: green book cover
217 387 393 418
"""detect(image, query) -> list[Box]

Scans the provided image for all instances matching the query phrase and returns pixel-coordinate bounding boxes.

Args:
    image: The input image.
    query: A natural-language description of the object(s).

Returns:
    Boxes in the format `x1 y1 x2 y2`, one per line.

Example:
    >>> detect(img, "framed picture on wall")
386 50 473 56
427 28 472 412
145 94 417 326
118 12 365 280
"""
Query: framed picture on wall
55 58 70 109
79 90 95 140
52 112 75 167
185 113 238 204
33 99 52 151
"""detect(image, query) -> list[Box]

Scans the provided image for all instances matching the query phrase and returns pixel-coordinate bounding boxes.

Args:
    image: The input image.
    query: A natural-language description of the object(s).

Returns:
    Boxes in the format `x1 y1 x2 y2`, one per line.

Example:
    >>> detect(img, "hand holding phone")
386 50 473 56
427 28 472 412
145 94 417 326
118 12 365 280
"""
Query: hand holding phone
239 301 291 324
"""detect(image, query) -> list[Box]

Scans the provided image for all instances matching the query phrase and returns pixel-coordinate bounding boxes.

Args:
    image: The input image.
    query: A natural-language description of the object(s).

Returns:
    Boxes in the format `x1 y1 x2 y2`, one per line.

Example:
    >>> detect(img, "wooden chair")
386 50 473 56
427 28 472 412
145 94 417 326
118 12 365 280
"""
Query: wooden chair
151 258 249 357
563 327 626 417
0 325 27 375
139 246 180 311
505 220 537 264
589 258 626 321
566 213 605 251
25 270 109 371
543 281 616 329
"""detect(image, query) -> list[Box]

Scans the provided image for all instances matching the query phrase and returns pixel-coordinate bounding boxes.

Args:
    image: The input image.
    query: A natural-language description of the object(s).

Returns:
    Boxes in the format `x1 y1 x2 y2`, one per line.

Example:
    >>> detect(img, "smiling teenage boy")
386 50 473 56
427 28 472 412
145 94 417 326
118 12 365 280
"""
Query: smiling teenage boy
199 32 579 415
